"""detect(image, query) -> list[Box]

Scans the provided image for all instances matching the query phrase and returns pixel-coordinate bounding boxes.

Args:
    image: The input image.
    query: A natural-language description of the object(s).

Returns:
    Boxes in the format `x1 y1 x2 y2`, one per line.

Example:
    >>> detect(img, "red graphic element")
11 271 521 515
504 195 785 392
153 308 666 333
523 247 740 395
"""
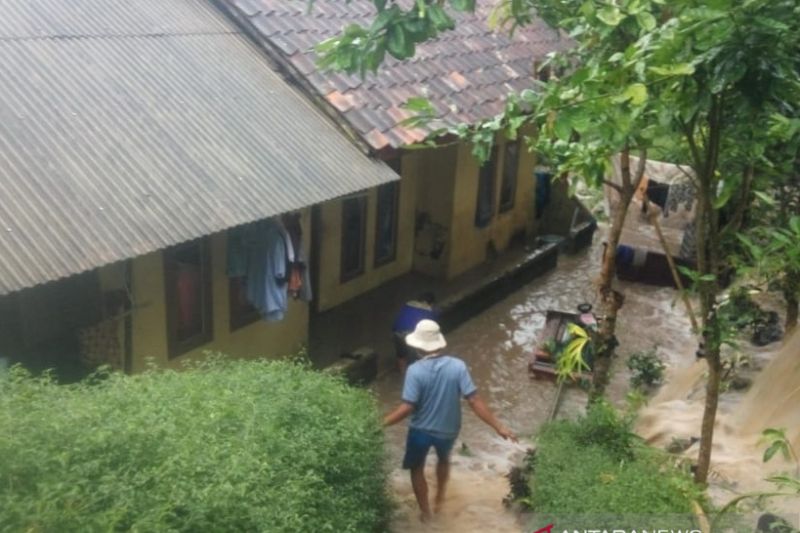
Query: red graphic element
533 524 554 533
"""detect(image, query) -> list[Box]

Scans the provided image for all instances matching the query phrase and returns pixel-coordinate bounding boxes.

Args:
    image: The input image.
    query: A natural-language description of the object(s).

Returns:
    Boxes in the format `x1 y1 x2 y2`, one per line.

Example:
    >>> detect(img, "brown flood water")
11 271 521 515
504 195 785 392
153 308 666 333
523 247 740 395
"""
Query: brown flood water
372 237 800 531
372 246 601 532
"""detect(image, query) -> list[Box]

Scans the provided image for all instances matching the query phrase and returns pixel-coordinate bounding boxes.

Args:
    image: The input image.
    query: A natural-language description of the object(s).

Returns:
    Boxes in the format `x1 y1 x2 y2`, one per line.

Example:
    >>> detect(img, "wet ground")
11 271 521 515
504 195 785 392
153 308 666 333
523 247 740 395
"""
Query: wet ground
371 235 708 532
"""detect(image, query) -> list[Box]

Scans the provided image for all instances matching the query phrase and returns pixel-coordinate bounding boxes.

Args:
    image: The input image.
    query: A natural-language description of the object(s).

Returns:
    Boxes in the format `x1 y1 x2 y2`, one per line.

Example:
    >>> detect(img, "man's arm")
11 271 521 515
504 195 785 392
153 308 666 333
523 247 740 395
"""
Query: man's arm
383 402 414 427
466 394 518 442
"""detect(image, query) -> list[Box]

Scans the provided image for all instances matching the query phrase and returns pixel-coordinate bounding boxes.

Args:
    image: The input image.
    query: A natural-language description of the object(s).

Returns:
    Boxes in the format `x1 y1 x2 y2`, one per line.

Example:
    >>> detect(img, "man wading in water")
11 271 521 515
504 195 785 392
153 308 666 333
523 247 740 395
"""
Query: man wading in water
383 319 518 522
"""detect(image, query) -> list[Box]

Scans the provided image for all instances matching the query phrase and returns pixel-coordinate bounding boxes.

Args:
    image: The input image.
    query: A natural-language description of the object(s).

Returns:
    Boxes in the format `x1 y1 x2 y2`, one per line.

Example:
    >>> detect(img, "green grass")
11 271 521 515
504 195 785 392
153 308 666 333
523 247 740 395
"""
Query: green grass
527 402 704 528
0 357 390 532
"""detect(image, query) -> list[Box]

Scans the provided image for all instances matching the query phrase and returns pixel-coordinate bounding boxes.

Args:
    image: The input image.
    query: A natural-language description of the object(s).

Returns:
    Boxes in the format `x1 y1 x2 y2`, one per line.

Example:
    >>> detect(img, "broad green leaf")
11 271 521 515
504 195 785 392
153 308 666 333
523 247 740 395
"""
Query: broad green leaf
403 96 434 114
621 83 648 105
386 24 410 59
754 191 777 206
636 12 657 31
428 4 455 31
597 6 624 26
648 64 696 77
554 113 572 141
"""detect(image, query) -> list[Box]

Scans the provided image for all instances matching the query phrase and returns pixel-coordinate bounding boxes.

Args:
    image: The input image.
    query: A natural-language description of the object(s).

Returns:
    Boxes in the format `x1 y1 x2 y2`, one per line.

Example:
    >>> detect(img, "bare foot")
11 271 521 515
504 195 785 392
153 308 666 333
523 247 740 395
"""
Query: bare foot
420 511 433 523
433 494 445 514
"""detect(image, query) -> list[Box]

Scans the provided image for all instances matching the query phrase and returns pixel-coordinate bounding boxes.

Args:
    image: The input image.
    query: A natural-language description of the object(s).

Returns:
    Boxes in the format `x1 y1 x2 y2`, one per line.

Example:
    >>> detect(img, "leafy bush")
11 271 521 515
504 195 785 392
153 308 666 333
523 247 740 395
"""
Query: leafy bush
0 357 390 532
627 348 666 389
527 402 703 528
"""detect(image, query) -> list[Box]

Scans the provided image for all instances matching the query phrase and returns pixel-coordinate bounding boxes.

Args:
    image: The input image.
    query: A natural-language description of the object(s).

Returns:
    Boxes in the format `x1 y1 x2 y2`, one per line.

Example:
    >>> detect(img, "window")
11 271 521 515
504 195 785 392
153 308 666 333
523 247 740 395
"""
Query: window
374 178 400 267
341 195 368 282
499 142 520 213
227 227 259 331
474 146 498 228
164 238 212 357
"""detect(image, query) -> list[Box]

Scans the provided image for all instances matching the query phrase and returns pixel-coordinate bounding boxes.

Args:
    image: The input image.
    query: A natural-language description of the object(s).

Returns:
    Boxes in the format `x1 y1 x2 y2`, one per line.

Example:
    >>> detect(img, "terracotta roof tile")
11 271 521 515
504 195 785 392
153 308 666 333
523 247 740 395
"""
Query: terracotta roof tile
221 0 571 149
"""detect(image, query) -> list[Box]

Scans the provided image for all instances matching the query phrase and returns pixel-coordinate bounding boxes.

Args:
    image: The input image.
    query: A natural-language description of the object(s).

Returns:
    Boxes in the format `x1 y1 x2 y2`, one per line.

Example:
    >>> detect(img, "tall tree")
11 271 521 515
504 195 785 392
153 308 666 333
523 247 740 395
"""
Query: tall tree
315 0 800 484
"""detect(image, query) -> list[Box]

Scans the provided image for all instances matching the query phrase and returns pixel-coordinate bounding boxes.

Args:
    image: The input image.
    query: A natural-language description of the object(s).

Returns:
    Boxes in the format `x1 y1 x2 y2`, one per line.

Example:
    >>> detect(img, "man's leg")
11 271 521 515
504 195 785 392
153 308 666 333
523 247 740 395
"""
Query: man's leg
410 465 432 521
434 459 450 513
432 437 455 513
403 429 433 522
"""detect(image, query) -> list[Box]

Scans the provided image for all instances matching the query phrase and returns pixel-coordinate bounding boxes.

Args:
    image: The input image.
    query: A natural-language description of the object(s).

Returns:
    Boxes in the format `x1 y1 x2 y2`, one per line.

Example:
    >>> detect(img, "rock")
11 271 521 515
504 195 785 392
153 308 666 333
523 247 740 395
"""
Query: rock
325 347 378 386
752 311 783 346
756 513 794 533
667 436 699 454
729 375 752 391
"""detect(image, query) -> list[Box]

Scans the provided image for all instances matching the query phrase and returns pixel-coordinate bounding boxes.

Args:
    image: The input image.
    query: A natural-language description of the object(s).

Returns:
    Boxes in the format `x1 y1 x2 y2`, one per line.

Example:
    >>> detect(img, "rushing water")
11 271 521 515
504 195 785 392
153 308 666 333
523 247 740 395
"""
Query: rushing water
372 246 601 532
371 236 800 532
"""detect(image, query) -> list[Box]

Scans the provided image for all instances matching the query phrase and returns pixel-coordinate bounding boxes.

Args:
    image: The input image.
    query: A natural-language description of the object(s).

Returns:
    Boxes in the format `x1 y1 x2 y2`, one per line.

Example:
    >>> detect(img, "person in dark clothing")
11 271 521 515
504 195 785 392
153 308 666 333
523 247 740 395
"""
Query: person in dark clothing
392 292 437 373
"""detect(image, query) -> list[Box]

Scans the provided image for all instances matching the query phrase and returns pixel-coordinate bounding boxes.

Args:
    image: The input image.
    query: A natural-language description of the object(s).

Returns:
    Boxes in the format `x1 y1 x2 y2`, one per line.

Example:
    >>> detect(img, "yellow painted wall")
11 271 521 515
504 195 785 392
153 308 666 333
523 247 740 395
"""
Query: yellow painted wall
105 210 311 373
445 136 538 279
411 145 457 278
315 157 417 312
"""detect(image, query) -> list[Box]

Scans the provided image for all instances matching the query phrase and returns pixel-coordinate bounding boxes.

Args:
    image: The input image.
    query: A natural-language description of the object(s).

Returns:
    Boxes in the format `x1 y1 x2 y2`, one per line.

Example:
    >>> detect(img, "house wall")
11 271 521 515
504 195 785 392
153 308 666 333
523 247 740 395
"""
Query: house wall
445 136 538 279
315 157 417 312
104 210 312 373
411 145 457 278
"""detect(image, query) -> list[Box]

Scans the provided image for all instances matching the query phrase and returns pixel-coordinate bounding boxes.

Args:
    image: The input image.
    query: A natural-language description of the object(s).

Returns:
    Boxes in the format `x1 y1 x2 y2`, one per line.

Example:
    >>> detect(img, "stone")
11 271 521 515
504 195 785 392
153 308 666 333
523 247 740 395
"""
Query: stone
325 347 378 386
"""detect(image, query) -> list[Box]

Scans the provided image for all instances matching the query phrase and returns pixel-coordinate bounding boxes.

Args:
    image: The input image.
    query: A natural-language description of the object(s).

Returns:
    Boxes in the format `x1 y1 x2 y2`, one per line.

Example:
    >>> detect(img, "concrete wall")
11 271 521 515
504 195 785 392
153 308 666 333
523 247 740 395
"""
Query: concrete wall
315 156 417 312
412 145 457 278
107 211 311 373
445 136 538 279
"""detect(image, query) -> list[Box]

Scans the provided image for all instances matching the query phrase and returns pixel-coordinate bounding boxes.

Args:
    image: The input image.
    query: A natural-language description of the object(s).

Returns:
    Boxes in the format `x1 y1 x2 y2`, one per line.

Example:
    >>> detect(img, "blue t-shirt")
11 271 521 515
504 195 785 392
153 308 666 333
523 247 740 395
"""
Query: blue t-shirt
401 355 478 440
392 302 437 334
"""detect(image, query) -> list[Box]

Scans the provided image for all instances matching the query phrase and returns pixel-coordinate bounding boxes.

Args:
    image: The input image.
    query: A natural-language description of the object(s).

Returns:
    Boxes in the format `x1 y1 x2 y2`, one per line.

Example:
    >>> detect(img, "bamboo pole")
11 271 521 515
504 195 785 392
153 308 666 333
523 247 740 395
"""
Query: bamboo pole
646 201 701 333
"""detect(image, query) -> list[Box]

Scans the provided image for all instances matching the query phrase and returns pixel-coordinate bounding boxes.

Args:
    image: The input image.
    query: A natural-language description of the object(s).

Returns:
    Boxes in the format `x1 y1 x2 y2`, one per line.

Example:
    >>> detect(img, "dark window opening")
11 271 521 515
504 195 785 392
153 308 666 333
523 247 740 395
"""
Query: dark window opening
229 276 259 331
475 146 498 228
499 142 519 213
375 180 400 267
164 238 212 357
341 195 368 282
227 226 259 331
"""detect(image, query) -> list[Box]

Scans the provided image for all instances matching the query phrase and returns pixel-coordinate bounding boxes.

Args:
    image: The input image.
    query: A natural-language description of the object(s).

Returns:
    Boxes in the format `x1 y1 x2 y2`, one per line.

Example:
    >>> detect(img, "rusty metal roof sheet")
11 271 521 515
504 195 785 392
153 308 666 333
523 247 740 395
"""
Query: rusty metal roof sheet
0 0 398 296
220 0 571 151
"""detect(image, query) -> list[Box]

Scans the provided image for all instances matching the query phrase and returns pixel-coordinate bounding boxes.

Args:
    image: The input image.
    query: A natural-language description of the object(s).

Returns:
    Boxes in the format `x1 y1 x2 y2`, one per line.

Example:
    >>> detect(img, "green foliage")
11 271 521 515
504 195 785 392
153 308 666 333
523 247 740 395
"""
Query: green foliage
527 402 703 526
555 323 592 383
626 347 666 389
0 358 390 532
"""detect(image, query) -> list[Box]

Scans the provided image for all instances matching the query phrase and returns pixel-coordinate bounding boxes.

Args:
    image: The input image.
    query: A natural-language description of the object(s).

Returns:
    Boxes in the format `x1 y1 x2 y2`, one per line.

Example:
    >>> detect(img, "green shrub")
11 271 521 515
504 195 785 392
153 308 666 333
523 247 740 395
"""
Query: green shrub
528 402 703 528
0 357 390 532
627 348 666 389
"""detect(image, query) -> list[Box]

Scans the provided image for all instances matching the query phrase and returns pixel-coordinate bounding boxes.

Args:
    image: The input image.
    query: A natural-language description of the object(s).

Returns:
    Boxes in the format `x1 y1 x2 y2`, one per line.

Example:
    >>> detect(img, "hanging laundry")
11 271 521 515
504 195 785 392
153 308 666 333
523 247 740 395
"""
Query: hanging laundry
246 220 289 321
281 213 313 301
665 181 695 216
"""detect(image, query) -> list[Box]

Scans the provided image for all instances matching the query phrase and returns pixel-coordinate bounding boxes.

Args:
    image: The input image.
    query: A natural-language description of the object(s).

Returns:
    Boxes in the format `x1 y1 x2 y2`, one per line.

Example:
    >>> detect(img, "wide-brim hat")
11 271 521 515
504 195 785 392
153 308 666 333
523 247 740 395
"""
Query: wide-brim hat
405 319 447 352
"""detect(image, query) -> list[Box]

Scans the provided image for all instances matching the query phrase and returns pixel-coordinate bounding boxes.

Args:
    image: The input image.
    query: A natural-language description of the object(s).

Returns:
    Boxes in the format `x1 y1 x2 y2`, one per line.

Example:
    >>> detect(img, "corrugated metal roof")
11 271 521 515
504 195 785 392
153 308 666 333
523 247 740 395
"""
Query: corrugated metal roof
0 0 398 296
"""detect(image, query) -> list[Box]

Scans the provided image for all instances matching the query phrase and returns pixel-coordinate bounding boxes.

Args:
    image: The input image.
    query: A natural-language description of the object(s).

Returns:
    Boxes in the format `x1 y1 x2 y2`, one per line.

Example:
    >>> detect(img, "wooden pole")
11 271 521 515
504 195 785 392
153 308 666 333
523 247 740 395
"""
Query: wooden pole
646 201 701 333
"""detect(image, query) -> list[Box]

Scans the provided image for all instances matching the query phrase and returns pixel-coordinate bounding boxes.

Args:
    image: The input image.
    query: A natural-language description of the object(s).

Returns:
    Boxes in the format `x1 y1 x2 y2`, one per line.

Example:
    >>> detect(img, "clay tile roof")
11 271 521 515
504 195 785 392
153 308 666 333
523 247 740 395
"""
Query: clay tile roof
221 0 570 150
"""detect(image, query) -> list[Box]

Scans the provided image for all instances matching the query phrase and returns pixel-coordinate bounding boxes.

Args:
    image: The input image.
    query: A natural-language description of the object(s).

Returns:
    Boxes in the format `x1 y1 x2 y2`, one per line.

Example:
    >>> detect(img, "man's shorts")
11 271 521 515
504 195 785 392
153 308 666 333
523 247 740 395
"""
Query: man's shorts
402 428 455 469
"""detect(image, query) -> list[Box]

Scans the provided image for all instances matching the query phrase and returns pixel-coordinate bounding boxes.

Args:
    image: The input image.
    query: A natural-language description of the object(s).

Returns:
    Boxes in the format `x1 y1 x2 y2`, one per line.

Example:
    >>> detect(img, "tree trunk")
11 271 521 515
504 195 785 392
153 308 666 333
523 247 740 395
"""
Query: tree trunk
785 290 798 332
695 342 722 483
588 149 642 402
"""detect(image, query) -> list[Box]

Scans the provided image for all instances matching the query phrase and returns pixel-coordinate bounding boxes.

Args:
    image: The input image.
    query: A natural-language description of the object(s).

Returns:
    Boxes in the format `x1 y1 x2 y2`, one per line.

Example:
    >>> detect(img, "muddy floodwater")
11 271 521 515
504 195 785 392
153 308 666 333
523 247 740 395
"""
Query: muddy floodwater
372 237 799 532
373 243 605 533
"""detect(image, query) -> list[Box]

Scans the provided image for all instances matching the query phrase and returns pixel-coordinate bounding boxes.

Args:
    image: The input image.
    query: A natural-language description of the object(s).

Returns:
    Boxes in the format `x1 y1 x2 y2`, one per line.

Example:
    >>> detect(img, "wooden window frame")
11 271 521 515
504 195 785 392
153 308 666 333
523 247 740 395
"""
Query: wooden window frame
499 141 520 213
374 180 401 268
340 194 368 283
164 238 213 358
